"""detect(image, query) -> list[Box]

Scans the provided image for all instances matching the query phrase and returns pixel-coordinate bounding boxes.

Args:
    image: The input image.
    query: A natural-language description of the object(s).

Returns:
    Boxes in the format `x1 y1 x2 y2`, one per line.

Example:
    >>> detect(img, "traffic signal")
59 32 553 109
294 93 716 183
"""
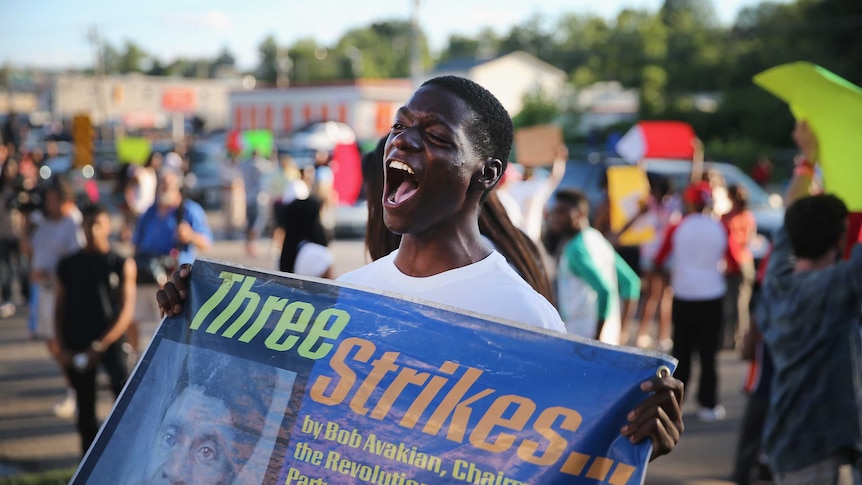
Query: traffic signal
72 114 94 168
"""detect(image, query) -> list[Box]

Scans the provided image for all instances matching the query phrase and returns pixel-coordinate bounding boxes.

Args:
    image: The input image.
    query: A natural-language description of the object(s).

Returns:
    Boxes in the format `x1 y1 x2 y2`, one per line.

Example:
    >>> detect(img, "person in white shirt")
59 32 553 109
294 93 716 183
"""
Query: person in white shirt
654 181 729 422
159 75 684 460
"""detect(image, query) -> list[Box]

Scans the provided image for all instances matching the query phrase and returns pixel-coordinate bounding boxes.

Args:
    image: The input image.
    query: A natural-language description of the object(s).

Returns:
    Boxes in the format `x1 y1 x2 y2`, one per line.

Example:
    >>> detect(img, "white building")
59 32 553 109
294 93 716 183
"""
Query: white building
430 51 568 116
53 74 243 129
228 79 415 141
574 81 640 133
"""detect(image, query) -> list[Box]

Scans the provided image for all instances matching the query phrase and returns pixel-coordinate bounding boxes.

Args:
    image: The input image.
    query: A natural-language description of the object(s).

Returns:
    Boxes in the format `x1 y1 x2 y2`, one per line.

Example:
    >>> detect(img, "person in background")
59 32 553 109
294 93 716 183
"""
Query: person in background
0 157 24 318
132 168 212 351
548 188 640 344
722 184 756 349
239 150 266 257
502 151 567 243
757 121 862 484
220 152 245 240
751 155 773 188
655 181 729 422
274 176 332 278
632 175 680 351
21 179 83 418
163 142 186 174
55 204 136 455
122 151 161 242
311 150 337 239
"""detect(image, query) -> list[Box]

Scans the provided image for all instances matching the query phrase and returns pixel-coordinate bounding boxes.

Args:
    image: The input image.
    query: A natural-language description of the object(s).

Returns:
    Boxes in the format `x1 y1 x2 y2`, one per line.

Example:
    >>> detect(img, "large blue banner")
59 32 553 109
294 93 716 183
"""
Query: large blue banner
71 259 675 485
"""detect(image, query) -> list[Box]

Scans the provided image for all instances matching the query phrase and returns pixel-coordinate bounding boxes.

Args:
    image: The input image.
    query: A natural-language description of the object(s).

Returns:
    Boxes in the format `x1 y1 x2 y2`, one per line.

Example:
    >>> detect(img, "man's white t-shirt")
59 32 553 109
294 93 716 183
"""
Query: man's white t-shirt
337 250 566 333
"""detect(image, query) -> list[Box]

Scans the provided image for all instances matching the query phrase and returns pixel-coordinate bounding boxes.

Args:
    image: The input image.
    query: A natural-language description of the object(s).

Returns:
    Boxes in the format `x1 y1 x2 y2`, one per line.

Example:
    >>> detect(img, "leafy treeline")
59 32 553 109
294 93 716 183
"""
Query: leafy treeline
96 0 861 166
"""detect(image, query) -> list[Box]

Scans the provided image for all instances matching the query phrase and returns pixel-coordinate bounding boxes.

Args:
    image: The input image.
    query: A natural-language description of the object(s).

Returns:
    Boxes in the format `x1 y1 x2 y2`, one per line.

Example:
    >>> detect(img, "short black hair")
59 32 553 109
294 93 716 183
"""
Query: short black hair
45 177 75 203
554 188 590 213
785 194 848 259
82 203 109 221
421 76 513 175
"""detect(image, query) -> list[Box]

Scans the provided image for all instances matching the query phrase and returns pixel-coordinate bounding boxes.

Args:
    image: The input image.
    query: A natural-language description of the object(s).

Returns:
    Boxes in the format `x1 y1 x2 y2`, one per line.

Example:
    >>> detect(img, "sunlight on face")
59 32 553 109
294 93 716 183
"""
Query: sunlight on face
145 387 238 485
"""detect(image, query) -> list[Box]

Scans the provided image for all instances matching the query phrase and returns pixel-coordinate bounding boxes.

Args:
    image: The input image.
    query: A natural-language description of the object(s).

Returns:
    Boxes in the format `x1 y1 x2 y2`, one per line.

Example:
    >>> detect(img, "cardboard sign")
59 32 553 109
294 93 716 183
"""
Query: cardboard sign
72 260 674 484
514 124 563 167
607 165 654 246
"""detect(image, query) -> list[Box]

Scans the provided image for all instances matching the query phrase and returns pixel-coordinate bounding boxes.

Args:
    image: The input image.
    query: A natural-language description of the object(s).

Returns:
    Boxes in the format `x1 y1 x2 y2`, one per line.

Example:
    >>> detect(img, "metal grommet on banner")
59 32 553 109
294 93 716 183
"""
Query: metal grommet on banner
656 365 671 379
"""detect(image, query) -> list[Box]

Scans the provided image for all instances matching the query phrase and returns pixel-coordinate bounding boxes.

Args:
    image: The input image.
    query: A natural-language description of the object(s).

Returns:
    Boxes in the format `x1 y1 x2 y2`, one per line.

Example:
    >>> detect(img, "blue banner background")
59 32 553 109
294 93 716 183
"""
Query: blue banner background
72 259 675 485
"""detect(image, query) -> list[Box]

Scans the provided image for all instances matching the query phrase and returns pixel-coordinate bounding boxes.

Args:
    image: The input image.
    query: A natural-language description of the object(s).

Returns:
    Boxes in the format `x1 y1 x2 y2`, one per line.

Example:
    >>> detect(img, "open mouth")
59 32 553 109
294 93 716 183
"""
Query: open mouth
385 160 419 206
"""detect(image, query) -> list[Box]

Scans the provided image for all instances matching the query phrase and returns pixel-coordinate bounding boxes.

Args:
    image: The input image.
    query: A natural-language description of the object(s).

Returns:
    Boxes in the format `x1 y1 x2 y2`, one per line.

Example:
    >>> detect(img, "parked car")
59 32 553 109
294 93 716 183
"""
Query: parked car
549 156 784 258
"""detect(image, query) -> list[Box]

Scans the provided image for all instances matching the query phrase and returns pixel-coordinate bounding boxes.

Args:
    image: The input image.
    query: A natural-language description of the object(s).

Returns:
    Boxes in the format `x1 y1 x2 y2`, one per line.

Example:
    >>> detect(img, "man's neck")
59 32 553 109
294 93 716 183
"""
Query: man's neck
84 242 110 254
795 253 835 273
394 224 490 278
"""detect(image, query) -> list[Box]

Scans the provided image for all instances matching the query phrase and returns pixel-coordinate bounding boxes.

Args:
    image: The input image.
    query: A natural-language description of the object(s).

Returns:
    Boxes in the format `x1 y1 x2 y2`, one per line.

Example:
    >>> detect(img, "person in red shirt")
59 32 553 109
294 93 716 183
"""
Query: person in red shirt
722 185 757 349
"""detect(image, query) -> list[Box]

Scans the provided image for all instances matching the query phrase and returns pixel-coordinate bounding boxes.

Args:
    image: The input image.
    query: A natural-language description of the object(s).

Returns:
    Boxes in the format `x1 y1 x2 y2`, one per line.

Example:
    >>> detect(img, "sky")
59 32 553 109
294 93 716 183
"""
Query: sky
2 0 787 71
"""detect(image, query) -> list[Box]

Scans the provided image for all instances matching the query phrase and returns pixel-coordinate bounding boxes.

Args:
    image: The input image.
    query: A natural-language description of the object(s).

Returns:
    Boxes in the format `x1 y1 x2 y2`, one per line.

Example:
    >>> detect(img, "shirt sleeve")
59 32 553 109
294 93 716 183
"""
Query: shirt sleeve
565 237 613 320
615 252 641 300
184 202 213 244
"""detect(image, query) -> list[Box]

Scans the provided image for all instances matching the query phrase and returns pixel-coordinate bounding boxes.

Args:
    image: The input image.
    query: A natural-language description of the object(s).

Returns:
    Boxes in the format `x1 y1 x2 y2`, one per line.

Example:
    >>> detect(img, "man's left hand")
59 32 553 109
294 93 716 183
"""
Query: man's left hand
621 375 684 461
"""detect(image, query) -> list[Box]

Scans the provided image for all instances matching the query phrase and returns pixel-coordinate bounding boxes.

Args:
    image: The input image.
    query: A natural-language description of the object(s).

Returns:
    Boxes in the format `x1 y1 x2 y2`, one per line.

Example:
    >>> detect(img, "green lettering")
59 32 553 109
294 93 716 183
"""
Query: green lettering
299 308 351 359
230 295 288 342
265 301 315 351
205 275 259 335
190 272 244 330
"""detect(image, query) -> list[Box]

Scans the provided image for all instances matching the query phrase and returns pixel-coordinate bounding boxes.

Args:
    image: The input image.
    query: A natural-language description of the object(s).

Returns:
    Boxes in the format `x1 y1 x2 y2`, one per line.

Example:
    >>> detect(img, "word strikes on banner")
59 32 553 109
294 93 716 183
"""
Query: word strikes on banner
190 271 349 358
307 337 637 483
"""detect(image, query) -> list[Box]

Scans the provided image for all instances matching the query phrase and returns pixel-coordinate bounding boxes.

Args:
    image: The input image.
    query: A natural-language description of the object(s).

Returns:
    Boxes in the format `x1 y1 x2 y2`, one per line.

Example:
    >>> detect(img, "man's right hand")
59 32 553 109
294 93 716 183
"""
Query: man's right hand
156 264 192 317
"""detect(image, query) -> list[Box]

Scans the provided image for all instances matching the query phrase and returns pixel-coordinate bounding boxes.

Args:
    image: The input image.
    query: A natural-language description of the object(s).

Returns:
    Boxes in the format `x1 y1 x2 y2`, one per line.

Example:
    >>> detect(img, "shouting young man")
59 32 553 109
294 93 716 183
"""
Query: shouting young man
159 76 684 459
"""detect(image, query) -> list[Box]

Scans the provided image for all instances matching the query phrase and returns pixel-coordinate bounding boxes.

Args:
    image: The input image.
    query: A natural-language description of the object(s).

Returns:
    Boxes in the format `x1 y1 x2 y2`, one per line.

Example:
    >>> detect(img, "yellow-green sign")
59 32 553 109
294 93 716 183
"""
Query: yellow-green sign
116 137 152 165
754 62 862 210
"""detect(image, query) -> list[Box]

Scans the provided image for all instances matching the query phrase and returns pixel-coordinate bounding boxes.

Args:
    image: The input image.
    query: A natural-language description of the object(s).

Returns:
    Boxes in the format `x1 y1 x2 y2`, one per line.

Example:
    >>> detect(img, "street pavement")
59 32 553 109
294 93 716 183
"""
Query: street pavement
0 235 745 484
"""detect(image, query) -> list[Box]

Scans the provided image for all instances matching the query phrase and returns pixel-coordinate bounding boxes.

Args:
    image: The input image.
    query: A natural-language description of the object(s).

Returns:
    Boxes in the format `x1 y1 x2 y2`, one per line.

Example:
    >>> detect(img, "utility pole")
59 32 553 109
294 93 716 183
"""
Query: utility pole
87 26 110 141
409 0 422 88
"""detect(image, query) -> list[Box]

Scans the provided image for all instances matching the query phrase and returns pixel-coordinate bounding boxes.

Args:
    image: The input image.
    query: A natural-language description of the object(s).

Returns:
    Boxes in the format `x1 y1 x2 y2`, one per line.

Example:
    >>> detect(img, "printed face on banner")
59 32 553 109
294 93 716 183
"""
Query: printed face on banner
143 387 237 485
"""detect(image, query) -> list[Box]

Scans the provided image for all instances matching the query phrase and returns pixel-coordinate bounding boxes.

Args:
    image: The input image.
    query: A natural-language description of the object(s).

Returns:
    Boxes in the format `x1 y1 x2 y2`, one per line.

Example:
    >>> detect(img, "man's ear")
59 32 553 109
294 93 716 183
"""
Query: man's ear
474 158 503 191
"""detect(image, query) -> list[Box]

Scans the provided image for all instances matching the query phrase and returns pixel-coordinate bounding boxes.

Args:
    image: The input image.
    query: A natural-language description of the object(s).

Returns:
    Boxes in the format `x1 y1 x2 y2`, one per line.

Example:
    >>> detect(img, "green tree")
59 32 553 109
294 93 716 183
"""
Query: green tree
336 20 431 79
257 35 281 84
511 89 561 129
117 40 148 73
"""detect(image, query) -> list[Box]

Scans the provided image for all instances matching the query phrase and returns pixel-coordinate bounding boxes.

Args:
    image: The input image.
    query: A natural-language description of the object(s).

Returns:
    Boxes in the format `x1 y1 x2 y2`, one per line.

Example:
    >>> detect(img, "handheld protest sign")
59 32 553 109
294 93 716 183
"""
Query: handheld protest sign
608 165 654 246
115 137 152 166
754 61 862 211
514 124 564 167
72 259 675 485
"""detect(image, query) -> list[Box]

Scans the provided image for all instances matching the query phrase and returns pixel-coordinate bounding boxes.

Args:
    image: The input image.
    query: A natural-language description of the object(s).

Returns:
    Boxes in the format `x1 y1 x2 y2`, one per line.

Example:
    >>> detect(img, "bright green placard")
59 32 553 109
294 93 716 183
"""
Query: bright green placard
243 130 274 158
754 62 862 210
116 137 152 165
